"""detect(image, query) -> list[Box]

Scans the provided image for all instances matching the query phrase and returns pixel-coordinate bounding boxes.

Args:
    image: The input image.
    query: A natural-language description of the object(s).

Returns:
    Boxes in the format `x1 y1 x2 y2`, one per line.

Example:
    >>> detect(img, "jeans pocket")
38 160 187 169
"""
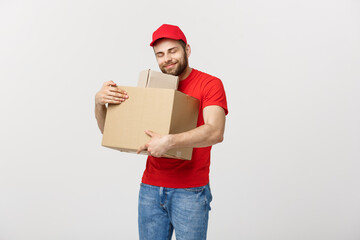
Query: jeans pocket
183 185 206 193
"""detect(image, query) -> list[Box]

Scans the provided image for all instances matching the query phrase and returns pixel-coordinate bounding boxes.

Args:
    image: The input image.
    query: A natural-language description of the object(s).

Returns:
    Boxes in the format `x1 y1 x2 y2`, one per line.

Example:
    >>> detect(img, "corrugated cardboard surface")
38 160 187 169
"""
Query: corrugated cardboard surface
102 86 199 160
166 92 200 159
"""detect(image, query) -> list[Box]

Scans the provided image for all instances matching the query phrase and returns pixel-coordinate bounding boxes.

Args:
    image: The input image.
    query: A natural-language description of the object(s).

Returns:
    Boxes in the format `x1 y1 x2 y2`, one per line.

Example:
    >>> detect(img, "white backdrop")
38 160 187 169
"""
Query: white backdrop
1 0 359 239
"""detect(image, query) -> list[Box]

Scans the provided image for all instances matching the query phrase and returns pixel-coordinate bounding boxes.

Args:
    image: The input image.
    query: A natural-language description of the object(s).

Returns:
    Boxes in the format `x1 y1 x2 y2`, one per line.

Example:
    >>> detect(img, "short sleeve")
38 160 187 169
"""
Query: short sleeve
202 77 228 115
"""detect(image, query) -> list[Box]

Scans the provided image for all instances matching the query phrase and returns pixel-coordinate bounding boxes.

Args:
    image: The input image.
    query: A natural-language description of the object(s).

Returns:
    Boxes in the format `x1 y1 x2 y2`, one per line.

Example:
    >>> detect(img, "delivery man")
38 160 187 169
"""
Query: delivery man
95 24 228 240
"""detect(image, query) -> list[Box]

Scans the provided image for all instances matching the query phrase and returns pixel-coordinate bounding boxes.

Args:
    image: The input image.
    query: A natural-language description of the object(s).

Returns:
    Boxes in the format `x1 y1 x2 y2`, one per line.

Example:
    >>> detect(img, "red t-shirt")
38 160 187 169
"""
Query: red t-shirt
141 69 228 188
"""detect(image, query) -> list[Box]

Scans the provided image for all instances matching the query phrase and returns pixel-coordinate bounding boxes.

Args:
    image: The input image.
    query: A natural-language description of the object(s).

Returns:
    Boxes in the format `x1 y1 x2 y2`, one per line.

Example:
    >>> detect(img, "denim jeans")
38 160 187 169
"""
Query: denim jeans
138 183 212 240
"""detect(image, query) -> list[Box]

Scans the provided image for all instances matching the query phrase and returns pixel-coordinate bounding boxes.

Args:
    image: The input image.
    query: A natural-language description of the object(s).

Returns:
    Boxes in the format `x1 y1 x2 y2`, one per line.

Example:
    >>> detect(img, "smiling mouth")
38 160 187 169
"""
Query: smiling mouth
165 63 176 69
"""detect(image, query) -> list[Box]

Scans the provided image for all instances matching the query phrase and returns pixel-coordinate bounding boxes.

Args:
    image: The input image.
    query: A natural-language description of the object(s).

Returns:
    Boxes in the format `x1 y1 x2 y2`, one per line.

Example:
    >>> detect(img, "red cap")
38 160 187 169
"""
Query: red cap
150 24 187 47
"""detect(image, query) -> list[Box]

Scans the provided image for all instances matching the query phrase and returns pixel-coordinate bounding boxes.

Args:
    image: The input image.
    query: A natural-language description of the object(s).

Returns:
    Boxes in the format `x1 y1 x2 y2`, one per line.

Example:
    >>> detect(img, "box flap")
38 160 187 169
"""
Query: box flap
137 69 150 88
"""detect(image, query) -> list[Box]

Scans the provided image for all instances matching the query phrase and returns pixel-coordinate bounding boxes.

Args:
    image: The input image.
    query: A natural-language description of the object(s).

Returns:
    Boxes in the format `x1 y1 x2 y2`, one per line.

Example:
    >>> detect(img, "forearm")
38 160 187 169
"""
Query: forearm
168 123 224 149
95 103 107 134
137 106 226 157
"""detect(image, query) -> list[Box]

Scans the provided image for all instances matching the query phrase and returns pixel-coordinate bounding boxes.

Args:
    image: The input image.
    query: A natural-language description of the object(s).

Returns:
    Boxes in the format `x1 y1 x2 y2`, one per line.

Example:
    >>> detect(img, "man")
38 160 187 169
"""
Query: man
95 24 228 240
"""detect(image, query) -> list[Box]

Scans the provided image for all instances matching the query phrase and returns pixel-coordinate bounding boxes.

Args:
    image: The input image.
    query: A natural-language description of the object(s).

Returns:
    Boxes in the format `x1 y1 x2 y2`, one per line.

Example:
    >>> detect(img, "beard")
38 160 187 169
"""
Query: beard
160 52 188 76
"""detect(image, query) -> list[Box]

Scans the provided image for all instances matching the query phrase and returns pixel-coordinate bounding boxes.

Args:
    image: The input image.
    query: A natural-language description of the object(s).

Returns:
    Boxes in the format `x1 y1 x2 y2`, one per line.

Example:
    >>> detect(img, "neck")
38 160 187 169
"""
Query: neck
178 66 192 81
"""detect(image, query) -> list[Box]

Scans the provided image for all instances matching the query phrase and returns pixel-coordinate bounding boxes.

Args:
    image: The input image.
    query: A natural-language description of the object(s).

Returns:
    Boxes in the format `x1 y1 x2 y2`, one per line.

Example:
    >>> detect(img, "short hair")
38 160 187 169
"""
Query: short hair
178 40 187 52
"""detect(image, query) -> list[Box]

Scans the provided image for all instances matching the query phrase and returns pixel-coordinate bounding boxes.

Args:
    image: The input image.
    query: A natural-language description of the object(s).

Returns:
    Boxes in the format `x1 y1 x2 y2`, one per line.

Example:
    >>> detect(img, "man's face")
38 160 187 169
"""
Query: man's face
153 39 188 76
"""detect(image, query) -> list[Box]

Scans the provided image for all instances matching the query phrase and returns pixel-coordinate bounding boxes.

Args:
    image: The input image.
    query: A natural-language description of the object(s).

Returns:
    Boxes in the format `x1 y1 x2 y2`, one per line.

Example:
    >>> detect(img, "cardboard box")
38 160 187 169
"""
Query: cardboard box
101 70 199 160
137 69 179 89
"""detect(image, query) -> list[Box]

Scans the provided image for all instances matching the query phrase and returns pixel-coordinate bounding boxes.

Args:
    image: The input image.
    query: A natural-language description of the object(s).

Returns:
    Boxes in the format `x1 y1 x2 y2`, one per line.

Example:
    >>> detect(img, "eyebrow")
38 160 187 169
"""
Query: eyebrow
168 47 178 52
155 47 178 55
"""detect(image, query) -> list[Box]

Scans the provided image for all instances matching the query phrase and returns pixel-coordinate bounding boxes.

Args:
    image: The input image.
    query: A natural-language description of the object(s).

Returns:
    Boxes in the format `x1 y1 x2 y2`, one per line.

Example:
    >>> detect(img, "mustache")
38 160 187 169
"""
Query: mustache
163 61 177 67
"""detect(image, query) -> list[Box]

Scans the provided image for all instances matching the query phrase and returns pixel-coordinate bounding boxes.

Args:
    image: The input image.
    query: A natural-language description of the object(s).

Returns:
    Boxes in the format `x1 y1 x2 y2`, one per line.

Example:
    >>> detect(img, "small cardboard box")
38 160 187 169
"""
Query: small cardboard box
138 69 179 89
101 70 199 160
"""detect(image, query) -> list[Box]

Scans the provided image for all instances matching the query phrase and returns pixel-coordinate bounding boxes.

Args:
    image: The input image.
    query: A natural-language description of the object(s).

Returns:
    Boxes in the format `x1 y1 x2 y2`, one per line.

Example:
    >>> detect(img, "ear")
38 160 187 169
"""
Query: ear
186 44 191 58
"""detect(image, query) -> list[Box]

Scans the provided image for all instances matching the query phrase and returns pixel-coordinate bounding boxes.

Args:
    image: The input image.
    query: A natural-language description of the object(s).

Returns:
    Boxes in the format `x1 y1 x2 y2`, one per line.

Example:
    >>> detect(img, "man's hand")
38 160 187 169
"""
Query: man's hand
95 80 128 106
137 130 173 157
135 106 225 158
95 80 128 133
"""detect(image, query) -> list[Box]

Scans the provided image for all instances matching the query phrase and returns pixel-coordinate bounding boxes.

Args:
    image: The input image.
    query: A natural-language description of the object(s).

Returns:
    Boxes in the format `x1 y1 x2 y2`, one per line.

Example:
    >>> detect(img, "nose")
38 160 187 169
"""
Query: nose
164 53 172 63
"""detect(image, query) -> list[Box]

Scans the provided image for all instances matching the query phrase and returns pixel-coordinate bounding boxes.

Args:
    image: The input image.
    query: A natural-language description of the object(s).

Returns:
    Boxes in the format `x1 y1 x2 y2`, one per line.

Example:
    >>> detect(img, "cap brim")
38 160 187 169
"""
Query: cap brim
150 37 185 47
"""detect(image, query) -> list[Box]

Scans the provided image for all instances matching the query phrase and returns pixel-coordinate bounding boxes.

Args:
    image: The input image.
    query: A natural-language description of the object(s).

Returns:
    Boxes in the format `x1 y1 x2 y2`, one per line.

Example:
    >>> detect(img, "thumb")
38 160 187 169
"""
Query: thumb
108 80 117 86
145 130 154 137
137 144 147 154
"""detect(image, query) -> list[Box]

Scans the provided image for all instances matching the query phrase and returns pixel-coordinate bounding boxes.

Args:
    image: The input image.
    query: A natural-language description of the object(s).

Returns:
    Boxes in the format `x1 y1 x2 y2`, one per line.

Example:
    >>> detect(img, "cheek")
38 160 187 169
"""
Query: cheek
175 53 185 62
156 58 163 66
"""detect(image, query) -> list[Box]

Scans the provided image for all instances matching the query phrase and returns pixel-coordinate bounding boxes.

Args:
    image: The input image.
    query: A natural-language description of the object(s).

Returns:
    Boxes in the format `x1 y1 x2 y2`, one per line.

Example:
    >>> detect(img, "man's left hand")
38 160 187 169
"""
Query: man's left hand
136 130 172 157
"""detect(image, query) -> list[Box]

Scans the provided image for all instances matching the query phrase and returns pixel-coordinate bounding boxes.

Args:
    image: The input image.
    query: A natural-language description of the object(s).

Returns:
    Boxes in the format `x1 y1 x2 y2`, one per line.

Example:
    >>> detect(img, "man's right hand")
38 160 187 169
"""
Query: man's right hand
95 80 129 105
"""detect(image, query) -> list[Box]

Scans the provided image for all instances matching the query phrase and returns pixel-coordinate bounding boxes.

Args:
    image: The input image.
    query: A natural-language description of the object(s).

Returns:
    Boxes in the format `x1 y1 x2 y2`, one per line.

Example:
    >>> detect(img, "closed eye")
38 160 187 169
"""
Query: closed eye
168 47 178 54
156 52 164 57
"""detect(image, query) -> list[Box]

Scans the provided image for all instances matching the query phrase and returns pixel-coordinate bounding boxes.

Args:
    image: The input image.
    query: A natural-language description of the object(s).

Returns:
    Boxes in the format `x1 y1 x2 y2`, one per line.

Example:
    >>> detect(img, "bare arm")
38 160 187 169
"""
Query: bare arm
137 105 226 157
95 103 107 133
95 81 128 133
169 105 225 148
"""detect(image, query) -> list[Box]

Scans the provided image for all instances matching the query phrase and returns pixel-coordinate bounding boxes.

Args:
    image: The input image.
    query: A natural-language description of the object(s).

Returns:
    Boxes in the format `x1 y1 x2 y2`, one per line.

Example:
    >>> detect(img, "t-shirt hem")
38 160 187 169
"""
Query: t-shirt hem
141 177 209 188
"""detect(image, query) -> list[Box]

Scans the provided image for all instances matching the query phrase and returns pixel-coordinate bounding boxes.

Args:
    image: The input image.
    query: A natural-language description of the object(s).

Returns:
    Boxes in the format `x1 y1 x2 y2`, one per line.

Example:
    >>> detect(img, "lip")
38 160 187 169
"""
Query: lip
165 63 176 69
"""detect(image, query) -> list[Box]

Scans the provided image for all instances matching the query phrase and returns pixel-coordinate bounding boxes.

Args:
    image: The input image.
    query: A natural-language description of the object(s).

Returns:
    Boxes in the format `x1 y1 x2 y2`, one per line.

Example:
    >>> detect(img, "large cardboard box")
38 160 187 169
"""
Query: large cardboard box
101 70 199 160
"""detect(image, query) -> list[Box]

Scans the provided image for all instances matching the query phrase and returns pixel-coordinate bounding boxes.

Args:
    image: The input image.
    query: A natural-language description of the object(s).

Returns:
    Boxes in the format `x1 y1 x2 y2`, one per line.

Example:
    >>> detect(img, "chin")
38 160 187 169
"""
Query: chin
161 68 176 76
167 70 177 76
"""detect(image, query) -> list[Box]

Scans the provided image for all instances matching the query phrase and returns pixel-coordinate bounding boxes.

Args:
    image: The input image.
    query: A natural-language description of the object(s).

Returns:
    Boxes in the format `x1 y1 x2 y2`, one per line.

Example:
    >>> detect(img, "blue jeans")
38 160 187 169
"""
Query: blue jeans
138 183 212 240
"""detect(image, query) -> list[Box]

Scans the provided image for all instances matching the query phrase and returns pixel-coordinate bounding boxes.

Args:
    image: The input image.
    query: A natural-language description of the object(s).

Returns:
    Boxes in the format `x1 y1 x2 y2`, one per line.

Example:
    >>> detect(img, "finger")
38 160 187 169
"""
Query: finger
145 130 155 137
108 86 120 92
106 100 122 105
107 96 126 103
103 95 122 104
108 86 127 95
147 147 154 156
104 96 122 103
148 149 159 157
104 80 116 87
137 145 147 154
107 91 129 99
